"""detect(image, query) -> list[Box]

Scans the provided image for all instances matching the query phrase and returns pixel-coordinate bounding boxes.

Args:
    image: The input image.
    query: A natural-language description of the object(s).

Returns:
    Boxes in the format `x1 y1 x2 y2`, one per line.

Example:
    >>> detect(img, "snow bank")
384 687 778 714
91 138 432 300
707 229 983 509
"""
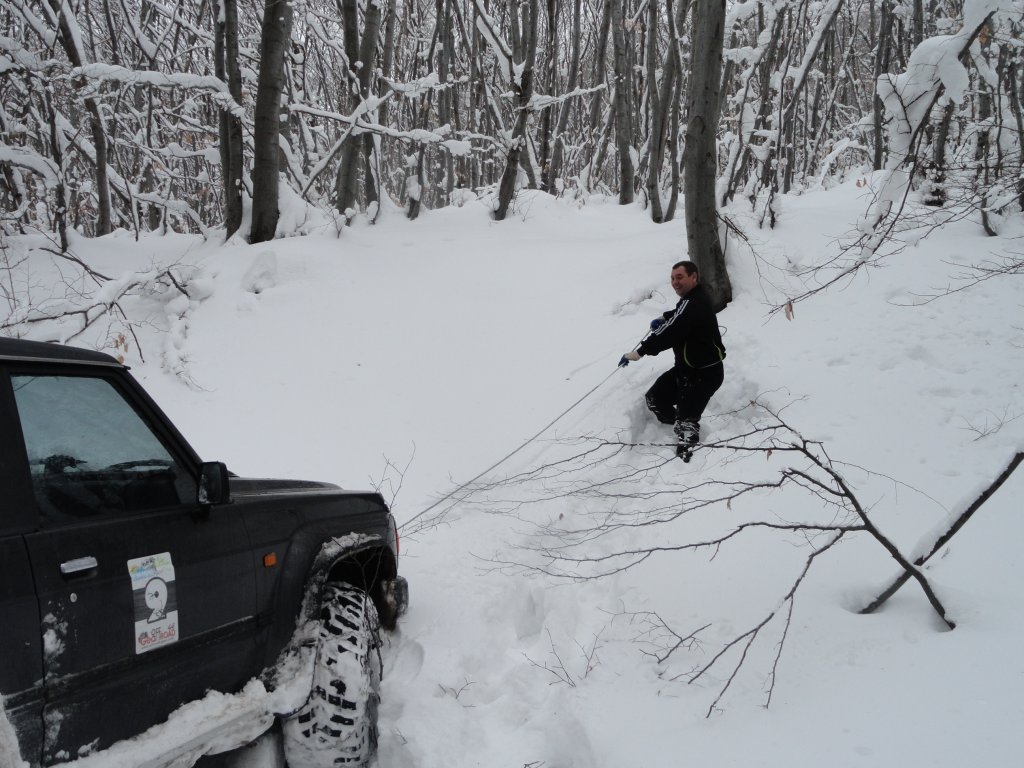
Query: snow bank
0 697 29 768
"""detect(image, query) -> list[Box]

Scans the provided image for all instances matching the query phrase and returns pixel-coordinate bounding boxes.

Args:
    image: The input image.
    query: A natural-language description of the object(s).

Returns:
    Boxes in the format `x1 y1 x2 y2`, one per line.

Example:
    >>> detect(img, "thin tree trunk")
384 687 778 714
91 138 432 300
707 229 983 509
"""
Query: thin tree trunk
49 0 112 236
610 0 635 204
589 104 616 190
537 0 557 192
250 0 294 244
216 0 244 239
924 101 955 206
645 0 665 222
661 0 690 222
665 83 682 220
1004 53 1024 209
546 0 582 193
585 0 613 189
407 7 438 220
912 0 924 48
336 0 362 219
590 0 613 129
360 0 384 212
495 0 538 221
375 0 398 203
683 0 731 311
44 89 70 251
436 0 454 203
646 0 689 222
872 0 893 171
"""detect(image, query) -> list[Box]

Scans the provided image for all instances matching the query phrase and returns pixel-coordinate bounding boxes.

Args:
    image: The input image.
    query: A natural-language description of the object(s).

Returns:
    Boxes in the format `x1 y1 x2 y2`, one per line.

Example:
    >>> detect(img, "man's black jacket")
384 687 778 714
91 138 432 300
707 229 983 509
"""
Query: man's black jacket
638 284 726 370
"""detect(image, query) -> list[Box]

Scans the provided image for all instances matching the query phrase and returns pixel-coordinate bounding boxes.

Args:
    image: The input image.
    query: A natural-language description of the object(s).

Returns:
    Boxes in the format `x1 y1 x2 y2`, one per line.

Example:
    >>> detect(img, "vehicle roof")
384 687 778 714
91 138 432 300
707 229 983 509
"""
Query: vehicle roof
0 337 123 366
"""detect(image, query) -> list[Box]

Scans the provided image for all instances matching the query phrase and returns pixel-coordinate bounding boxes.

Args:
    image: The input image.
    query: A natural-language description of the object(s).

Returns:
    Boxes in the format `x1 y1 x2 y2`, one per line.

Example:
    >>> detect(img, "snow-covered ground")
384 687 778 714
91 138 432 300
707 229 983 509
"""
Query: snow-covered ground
3 180 1023 767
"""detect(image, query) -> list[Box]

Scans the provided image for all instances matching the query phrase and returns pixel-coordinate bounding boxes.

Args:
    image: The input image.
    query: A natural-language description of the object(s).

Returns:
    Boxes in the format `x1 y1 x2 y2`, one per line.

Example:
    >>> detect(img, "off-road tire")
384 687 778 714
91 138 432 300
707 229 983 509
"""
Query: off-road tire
283 582 381 767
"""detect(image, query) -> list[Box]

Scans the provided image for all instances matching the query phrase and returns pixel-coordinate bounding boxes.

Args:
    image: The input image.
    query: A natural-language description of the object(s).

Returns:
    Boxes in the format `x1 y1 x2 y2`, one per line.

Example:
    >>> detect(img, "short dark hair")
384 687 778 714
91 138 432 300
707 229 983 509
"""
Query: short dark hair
672 260 698 277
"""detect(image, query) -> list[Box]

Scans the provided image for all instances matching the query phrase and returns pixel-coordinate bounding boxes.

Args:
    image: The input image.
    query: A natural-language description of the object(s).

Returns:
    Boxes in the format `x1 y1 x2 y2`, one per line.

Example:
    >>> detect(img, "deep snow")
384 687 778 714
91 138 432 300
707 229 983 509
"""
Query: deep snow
2 181 1023 767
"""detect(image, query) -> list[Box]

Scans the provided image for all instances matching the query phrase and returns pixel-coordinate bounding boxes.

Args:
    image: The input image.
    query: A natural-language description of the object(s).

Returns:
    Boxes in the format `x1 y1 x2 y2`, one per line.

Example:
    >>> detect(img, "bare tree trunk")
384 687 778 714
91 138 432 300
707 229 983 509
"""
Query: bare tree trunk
495 0 538 221
665 85 682 220
661 0 690 222
583 0 614 190
546 0 582 193
48 0 112 236
380 0 398 112
872 0 893 171
335 0 362 220
683 0 731 311
250 0 294 244
463 1 484 190
912 0 924 48
44 89 69 251
436 0 454 204
406 150 425 220
407 7 436 220
536 0 556 192
216 0 244 239
924 101 955 206
646 0 689 223
645 0 665 222
589 0 613 136
975 36 996 235
376 0 399 204
360 0 384 212
1004 51 1024 210
610 0 635 204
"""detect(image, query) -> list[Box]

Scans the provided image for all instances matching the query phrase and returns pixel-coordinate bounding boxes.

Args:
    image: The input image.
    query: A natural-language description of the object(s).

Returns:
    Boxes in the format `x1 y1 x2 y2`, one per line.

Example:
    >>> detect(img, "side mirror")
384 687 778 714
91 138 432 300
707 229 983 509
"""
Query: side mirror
198 462 231 506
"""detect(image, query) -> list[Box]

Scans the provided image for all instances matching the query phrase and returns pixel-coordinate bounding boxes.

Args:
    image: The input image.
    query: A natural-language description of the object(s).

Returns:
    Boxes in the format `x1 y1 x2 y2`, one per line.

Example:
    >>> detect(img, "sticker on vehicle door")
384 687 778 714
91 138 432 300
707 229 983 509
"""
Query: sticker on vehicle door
127 552 179 654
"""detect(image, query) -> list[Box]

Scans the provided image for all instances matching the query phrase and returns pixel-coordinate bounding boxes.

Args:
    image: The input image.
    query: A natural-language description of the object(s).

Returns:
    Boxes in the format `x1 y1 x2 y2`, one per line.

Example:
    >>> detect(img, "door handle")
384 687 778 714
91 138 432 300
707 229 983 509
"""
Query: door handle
60 556 98 577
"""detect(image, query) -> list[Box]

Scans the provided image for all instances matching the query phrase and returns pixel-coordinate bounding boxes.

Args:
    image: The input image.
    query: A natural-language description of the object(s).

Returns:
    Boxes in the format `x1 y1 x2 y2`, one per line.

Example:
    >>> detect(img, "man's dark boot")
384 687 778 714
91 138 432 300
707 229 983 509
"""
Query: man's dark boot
674 419 699 461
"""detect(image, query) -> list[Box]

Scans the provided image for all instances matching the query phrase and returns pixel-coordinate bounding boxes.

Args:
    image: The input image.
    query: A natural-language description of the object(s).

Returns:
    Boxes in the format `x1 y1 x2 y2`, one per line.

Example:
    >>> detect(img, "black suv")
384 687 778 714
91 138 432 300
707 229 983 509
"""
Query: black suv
0 338 407 767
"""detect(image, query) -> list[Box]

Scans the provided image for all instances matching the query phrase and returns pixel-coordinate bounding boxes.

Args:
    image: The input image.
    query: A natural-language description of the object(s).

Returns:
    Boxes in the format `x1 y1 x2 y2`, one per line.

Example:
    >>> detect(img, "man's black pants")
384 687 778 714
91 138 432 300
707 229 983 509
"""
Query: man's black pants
644 364 724 436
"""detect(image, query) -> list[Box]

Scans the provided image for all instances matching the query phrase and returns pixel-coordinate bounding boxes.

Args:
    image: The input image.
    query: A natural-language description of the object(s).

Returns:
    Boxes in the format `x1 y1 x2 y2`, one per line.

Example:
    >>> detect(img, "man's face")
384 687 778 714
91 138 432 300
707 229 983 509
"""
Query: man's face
671 266 698 297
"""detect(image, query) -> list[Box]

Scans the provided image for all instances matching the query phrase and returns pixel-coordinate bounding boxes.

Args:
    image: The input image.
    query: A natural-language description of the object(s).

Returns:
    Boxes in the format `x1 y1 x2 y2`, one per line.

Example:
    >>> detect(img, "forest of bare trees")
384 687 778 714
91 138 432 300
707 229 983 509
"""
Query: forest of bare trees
1 0 1022 304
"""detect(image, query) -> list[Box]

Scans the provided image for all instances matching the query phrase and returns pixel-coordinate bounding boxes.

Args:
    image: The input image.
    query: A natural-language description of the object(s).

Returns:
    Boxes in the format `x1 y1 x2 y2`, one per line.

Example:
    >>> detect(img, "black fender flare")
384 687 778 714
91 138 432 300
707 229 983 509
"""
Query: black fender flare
299 534 406 630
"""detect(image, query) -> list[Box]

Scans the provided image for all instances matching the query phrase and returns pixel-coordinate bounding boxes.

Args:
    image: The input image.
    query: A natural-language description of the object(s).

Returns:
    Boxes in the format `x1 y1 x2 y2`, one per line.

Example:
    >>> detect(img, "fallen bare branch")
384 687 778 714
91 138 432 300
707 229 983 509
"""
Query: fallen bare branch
861 450 1024 614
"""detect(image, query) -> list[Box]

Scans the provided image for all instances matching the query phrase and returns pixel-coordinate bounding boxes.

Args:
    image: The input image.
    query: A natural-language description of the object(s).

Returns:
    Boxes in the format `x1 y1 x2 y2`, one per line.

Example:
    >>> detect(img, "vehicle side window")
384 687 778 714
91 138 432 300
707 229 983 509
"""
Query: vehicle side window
11 374 196 521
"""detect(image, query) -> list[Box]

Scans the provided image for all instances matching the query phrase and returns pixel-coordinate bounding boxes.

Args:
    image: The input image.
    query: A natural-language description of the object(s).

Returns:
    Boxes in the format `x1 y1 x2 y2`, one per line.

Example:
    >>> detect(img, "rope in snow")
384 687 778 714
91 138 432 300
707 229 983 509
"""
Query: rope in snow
398 364 625 532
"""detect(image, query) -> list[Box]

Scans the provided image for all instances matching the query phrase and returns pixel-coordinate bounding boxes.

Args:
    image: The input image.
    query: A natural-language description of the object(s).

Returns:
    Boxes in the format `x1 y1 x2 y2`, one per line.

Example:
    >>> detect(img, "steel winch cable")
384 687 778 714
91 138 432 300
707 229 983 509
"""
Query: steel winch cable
398 334 649 532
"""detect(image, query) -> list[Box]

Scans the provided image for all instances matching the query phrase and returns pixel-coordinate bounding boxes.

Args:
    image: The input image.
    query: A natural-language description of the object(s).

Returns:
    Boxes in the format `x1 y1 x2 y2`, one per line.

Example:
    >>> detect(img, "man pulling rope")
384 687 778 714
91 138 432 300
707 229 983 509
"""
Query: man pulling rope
620 260 726 461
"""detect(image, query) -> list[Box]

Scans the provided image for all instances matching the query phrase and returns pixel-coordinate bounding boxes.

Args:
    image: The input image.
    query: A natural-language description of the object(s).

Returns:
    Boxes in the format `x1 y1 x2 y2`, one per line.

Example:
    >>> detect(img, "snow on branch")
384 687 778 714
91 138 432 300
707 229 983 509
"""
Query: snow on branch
861 0 1010 250
290 100 486 152
116 0 160 60
0 144 60 185
0 34 60 73
0 0 57 47
70 64 244 117
1 241 201 378
529 84 607 113
382 72 443 98
725 0 762 29
472 0 514 82
784 0 844 118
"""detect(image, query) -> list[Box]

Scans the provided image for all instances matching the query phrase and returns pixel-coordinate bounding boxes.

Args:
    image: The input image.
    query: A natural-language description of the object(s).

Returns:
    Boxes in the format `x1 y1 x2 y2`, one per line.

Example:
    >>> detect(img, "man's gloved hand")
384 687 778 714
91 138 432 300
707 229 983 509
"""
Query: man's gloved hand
650 317 665 330
618 351 641 367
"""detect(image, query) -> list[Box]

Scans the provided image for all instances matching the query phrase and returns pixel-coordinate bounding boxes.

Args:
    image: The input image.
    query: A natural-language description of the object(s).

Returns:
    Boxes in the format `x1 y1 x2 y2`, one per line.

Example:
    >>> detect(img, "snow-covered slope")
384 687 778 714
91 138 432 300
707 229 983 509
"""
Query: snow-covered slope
4 183 1022 767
